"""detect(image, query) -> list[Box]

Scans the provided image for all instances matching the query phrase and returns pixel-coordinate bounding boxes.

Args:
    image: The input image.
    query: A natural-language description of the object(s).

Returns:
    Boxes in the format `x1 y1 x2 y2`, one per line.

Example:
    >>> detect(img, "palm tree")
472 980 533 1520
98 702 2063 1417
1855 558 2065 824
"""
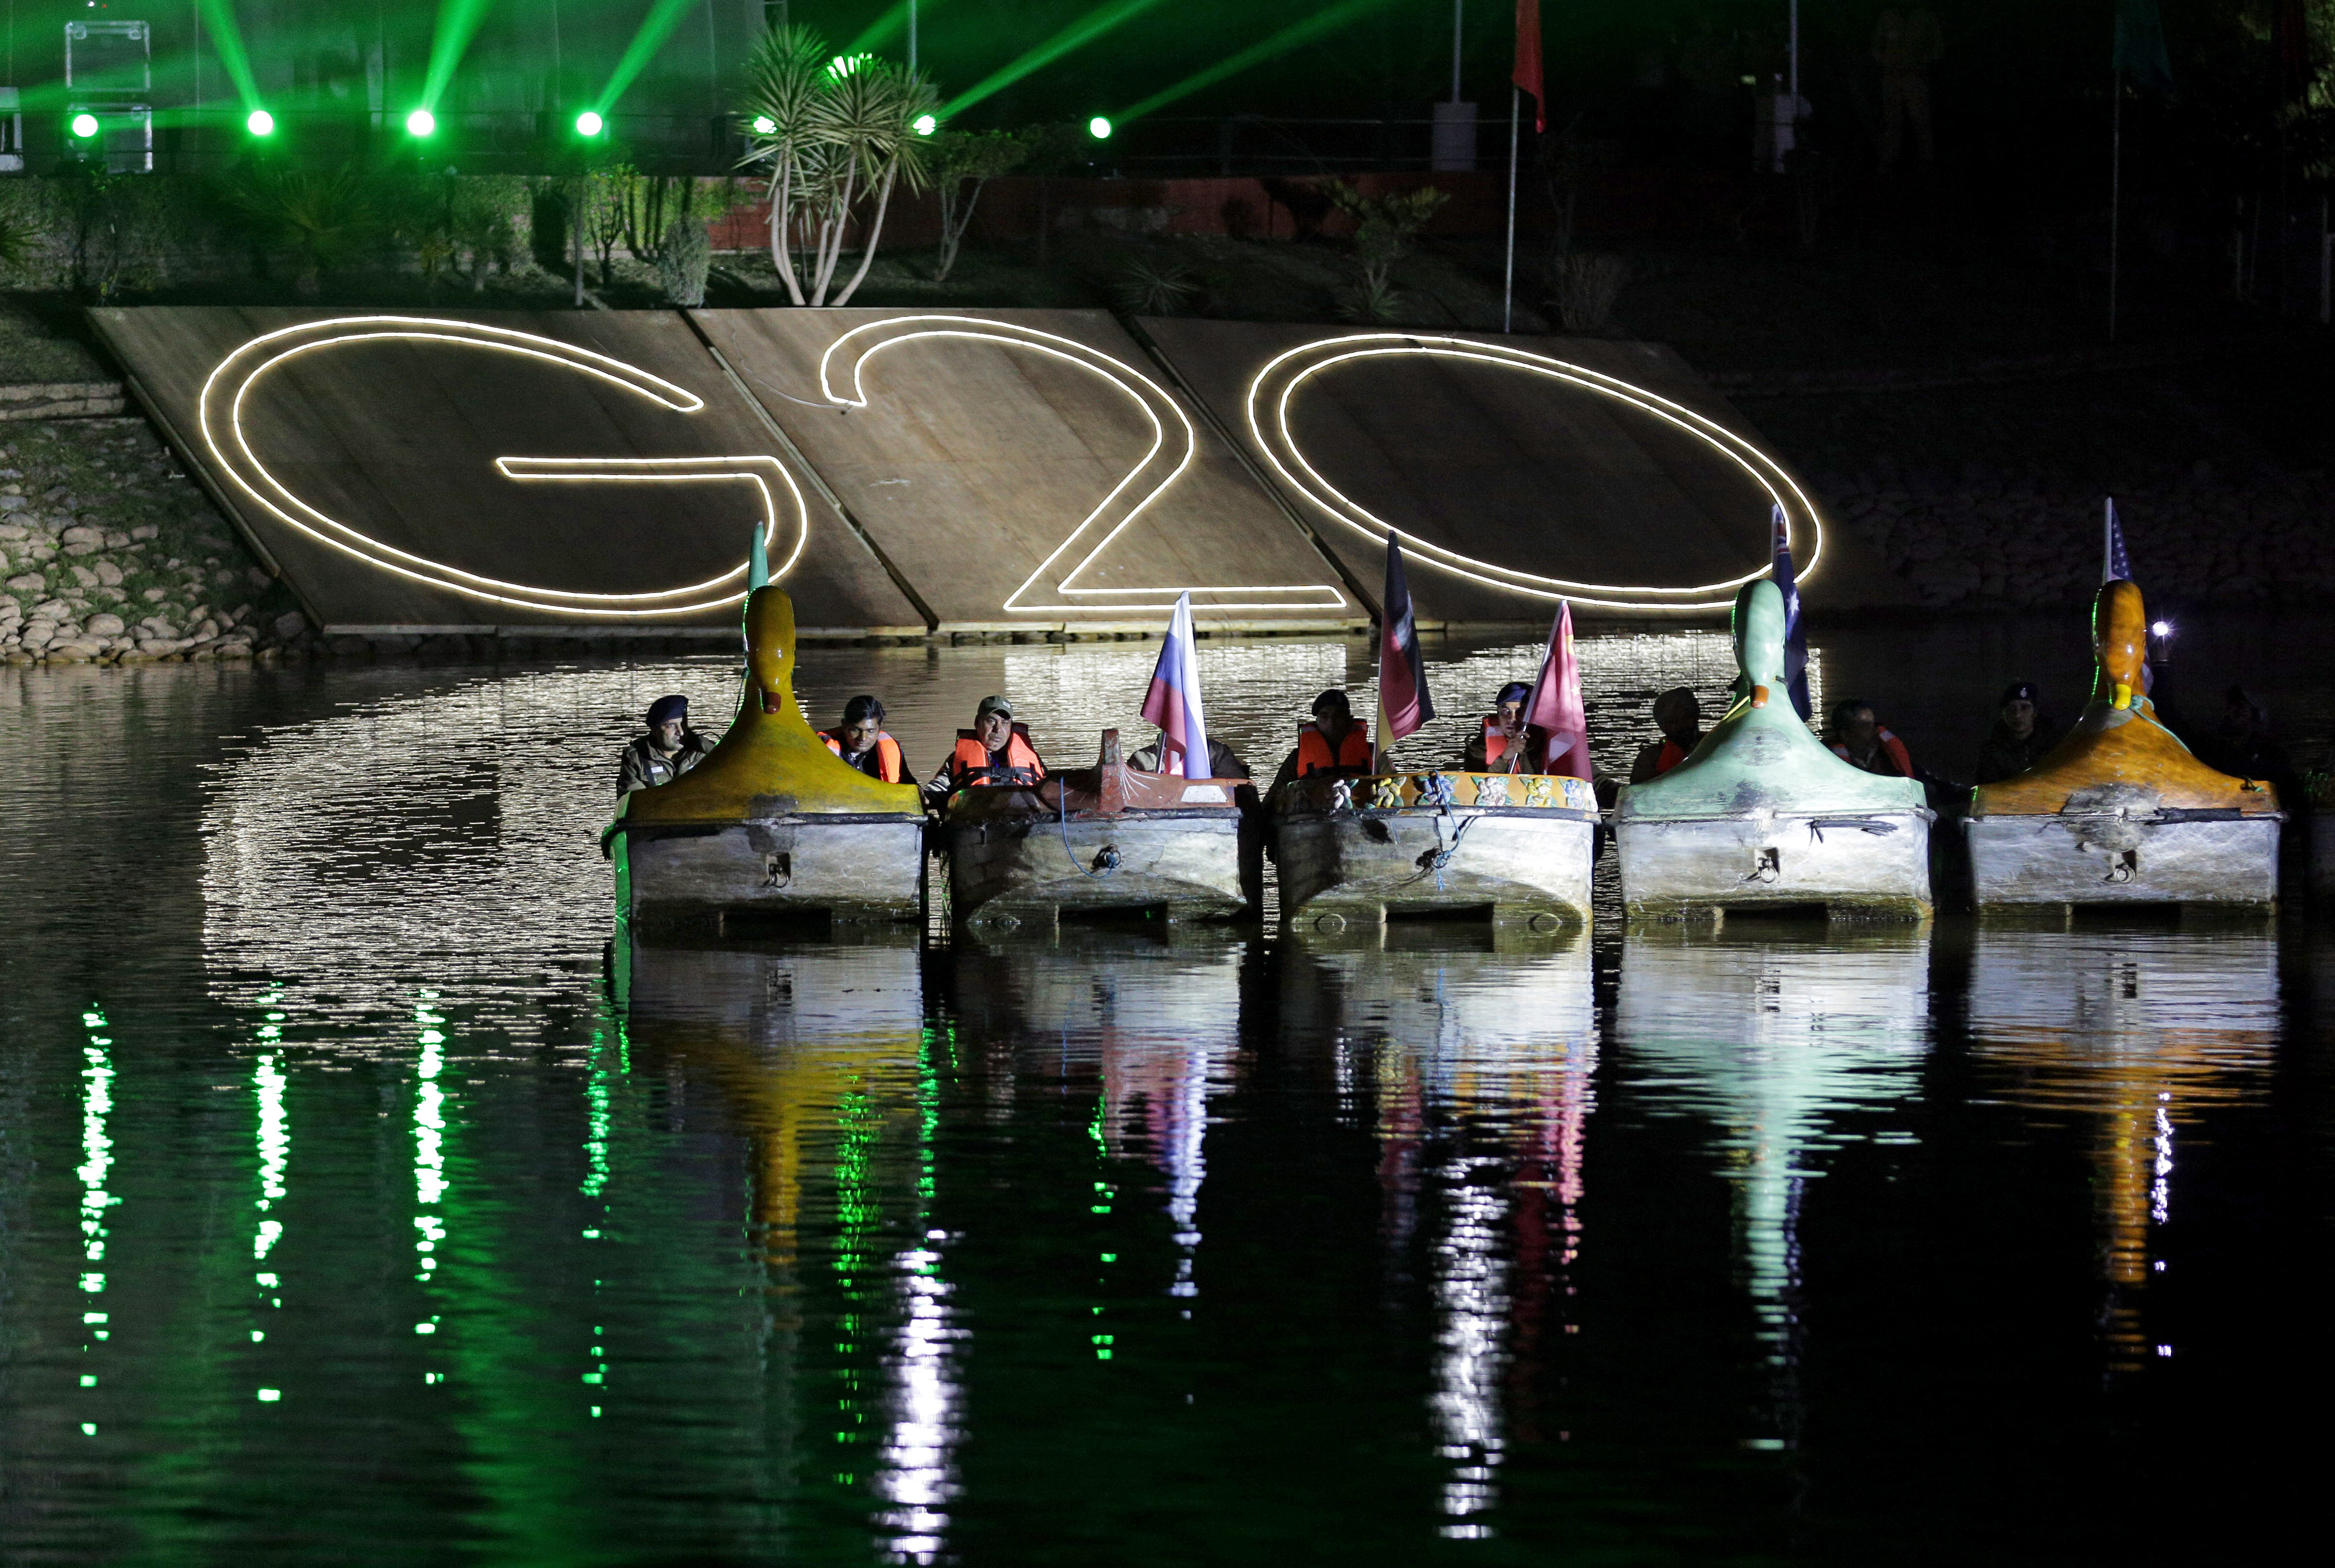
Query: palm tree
737 27 935 308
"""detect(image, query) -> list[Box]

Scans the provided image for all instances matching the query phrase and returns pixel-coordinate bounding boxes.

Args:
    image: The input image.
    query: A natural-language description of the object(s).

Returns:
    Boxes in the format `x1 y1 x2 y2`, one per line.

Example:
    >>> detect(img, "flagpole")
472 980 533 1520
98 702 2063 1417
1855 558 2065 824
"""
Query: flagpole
2108 36 2122 342
1504 85 1521 333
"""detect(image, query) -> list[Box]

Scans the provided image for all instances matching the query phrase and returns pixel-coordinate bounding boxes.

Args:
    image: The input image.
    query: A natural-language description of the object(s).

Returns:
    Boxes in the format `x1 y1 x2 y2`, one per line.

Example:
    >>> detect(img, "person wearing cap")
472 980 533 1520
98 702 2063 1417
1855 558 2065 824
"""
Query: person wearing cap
927 694 1047 806
1268 689 1373 799
617 694 716 796
1973 680 2058 784
819 695 910 784
1460 681 1540 773
1629 688 1703 784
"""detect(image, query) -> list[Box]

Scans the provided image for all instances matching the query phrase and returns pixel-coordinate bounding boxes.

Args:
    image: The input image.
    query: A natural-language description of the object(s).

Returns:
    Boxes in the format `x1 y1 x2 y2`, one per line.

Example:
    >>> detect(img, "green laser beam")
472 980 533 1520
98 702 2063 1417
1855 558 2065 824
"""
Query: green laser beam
848 0 911 52
1116 0 1399 123
940 0 1167 119
598 0 706 114
422 0 500 112
196 0 262 108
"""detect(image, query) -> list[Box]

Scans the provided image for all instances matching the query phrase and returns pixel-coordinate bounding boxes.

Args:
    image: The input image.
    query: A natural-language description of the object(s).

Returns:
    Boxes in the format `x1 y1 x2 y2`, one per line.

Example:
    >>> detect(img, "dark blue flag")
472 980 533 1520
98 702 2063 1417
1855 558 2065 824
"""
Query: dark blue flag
1770 504 1811 721
2104 498 2132 583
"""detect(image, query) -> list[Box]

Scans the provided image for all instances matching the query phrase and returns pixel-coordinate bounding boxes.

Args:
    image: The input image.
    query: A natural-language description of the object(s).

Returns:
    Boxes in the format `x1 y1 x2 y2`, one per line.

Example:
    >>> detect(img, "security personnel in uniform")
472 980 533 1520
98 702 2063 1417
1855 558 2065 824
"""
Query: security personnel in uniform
925 694 1046 807
617 694 716 796
819 695 909 784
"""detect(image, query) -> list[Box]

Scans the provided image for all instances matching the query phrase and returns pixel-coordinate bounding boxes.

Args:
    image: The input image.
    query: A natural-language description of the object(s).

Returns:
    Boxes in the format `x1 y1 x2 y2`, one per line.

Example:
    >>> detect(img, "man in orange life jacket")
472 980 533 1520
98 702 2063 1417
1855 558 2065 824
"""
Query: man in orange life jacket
1459 682 1538 773
1267 689 1373 799
1628 688 1703 784
1825 698 1914 777
924 694 1047 808
818 695 909 784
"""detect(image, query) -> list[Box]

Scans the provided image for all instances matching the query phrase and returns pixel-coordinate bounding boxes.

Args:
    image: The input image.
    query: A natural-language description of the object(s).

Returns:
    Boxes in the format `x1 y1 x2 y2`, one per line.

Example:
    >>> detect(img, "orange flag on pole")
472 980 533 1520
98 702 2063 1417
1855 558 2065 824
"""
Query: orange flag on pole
1513 0 1545 133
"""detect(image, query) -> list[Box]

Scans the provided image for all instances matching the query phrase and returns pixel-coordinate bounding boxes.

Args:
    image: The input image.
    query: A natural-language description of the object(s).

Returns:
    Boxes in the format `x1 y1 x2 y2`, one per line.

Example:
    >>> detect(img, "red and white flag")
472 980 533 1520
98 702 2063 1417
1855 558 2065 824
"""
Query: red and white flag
1376 537 1435 768
1139 592 1211 777
1525 601 1589 779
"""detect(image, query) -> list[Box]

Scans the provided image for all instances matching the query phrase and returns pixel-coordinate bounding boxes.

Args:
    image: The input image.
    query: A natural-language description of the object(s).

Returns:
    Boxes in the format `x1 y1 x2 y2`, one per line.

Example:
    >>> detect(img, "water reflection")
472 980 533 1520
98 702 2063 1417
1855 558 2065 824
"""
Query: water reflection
950 929 1249 1307
1617 926 1930 1444
1965 926 2278 1369
623 935 955 1564
1287 929 1597 1539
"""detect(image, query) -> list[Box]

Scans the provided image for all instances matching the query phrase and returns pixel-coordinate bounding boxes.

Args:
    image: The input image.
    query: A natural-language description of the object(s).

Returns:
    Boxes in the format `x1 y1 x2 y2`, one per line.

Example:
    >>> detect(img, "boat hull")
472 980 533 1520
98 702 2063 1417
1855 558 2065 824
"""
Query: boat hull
1276 807 1595 932
1965 812 2280 907
1616 810 1933 921
617 814 926 926
947 810 1248 929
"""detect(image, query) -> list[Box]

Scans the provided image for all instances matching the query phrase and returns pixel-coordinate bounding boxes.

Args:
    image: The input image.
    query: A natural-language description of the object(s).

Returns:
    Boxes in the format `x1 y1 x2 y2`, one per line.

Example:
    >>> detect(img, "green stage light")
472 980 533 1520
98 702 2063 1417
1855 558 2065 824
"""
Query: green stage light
246 109 275 137
406 108 436 138
913 113 938 136
69 112 99 139
1088 116 1112 140
752 114 776 135
575 110 604 137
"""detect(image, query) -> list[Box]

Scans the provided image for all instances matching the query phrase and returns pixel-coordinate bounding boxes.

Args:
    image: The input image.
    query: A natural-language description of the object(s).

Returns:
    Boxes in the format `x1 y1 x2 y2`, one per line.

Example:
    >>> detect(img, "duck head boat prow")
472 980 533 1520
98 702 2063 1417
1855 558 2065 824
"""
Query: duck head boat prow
1966 577 2281 909
1616 578 1933 922
608 585 927 927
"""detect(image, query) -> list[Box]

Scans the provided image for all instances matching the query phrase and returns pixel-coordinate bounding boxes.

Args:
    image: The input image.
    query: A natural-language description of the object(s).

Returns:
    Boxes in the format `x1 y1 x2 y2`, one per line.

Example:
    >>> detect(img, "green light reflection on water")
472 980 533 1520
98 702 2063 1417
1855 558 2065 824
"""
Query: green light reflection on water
78 1009 115 1430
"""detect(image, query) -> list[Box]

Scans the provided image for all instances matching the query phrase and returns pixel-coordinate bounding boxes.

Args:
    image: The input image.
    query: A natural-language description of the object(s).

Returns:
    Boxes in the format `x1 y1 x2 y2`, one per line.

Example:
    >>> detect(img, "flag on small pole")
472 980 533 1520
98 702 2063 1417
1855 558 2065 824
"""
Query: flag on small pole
1504 0 1543 335
2103 498 2132 582
1139 592 1212 778
1525 601 1589 779
1375 536 1434 772
1770 503 1812 721
748 520 771 590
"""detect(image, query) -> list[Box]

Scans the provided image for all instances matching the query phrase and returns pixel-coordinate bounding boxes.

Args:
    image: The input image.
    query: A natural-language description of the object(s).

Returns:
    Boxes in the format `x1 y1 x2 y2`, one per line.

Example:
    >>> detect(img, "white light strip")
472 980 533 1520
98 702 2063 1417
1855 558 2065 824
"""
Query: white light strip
817 315 1346 616
1243 334 1825 613
197 317 800 617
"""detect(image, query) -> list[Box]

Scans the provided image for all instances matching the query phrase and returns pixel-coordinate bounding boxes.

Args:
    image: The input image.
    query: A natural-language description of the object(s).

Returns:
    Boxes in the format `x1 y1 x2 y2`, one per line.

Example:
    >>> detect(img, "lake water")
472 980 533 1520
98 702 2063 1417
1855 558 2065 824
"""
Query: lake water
1 621 2325 1564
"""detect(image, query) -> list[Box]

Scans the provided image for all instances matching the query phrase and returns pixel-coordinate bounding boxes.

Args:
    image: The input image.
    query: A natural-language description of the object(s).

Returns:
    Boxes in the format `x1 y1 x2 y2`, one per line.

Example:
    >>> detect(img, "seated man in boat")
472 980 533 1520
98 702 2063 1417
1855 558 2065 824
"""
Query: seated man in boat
925 695 1047 807
1128 730 1250 780
616 694 716 796
1627 688 1702 784
1824 699 1914 777
819 695 910 784
1973 680 2058 784
1459 682 1538 773
1267 689 1373 798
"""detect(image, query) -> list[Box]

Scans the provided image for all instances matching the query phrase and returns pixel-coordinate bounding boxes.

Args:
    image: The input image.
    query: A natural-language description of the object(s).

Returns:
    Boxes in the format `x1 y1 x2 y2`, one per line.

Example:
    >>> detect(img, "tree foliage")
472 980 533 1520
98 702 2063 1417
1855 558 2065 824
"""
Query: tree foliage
736 25 937 307
929 130 1027 281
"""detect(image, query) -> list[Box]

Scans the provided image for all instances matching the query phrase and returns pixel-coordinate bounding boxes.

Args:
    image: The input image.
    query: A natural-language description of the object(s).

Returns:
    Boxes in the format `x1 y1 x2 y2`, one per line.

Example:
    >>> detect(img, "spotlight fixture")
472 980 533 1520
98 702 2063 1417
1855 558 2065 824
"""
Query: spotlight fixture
69 112 99 139
912 113 937 136
406 108 436 138
246 109 275 137
575 110 604 137
1088 116 1111 140
751 114 776 135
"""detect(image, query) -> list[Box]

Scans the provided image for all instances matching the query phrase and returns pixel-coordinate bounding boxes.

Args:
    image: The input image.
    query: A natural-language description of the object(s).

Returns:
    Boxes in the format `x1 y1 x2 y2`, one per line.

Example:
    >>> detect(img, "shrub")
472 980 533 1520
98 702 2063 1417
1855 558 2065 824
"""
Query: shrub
657 219 712 307
1547 252 1629 334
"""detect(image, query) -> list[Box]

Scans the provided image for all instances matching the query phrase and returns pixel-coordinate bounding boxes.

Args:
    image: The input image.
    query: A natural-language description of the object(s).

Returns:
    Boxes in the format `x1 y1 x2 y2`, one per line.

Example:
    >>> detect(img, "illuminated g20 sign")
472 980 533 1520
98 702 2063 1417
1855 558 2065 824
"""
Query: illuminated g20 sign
198 315 1819 620
198 317 804 618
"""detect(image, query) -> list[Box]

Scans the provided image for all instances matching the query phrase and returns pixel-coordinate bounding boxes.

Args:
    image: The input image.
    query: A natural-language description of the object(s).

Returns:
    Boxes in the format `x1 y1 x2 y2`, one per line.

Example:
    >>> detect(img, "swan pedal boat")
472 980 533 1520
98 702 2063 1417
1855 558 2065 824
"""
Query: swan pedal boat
1966 578 2281 910
1616 580 1933 922
603 587 927 928
1273 768 1598 934
944 728 1252 931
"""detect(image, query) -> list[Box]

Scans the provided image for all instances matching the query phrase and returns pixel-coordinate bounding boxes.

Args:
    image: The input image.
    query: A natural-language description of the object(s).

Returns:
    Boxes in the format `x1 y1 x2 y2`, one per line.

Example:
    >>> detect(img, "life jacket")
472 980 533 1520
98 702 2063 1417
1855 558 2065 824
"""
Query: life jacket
1654 739 1691 776
1830 728 1913 777
819 728 906 784
1481 716 1541 773
947 725 1045 788
1296 721 1373 777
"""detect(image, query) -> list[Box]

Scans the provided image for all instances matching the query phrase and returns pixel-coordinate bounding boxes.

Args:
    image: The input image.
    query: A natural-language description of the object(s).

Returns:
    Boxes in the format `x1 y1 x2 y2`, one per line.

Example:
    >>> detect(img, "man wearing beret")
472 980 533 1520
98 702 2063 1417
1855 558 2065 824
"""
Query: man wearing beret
617 694 717 796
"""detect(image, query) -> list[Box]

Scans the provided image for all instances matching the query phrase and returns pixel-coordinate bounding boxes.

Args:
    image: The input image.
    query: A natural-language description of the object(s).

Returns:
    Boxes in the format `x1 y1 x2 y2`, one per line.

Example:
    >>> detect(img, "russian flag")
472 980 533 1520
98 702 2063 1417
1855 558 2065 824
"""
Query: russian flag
1525 600 1590 779
1377 536 1435 767
1140 592 1212 777
1771 504 1811 721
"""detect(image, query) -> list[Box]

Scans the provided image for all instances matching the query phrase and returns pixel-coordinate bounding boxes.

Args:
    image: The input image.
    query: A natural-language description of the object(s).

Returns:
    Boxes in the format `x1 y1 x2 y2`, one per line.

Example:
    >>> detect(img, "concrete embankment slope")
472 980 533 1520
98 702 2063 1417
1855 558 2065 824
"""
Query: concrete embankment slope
1140 318 1917 622
686 308 1363 633
90 305 1910 636
89 307 923 633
